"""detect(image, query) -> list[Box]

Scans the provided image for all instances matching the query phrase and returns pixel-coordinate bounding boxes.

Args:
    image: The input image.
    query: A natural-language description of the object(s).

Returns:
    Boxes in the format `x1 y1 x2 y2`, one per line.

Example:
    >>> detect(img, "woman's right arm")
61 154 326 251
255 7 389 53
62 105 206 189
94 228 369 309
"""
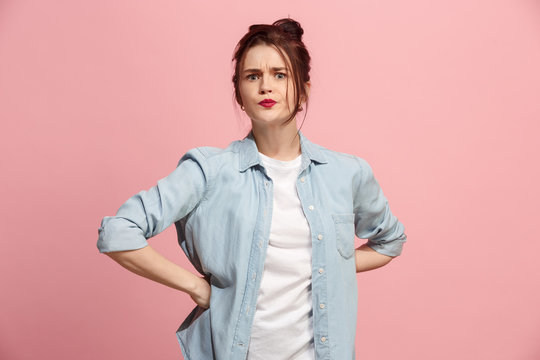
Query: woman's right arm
97 149 211 307
105 245 211 308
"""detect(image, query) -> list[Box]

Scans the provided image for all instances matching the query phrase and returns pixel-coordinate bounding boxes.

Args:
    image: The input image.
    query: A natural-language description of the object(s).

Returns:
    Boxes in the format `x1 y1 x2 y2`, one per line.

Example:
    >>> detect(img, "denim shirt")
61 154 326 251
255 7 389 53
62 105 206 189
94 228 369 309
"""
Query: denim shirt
97 130 407 360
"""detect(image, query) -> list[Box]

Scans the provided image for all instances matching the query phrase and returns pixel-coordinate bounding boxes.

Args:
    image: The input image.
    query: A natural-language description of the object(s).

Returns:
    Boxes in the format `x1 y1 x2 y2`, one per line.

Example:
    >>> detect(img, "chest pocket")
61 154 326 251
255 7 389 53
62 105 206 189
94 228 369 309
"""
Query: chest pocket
332 213 356 259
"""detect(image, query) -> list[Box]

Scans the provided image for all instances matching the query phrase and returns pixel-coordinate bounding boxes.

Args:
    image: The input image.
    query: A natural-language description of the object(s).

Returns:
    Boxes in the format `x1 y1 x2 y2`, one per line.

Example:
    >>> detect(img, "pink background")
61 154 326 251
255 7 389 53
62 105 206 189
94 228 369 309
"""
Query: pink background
1 0 539 359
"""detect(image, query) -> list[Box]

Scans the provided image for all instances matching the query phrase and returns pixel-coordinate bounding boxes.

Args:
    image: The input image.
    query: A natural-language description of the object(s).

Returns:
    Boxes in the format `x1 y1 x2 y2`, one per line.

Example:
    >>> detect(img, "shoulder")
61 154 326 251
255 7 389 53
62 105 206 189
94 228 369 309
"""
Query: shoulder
197 138 244 162
311 141 373 177
177 138 245 170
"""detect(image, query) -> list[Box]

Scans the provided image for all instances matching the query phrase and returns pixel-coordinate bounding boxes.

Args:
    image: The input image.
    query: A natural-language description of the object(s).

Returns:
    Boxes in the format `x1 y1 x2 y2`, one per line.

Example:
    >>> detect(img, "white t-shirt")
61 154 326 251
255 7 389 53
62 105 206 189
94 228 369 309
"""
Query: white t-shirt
247 152 315 360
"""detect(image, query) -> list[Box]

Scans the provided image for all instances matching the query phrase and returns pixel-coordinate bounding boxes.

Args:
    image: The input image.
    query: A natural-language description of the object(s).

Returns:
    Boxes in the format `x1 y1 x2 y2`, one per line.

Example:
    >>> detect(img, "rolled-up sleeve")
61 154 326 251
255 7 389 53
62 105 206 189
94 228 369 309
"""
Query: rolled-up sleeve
353 157 407 257
97 148 209 253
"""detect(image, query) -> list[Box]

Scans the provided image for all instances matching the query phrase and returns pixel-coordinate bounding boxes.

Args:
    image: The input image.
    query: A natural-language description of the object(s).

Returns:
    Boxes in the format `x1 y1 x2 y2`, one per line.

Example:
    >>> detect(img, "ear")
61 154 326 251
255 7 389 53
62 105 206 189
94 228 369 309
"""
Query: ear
302 81 311 103
237 94 244 107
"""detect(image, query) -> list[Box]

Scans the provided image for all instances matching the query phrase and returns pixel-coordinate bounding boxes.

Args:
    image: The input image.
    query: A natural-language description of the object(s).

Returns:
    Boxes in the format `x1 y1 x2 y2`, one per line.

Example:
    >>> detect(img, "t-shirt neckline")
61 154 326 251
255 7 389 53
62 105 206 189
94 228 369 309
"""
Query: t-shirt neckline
258 151 302 169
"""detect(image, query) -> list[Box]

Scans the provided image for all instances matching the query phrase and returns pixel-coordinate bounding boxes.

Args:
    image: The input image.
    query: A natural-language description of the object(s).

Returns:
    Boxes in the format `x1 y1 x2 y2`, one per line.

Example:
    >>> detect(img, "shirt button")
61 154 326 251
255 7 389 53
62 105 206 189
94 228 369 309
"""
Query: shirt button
318 268 324 274
321 336 327 343
317 234 323 240
308 205 314 211
300 177 305 183
319 303 325 309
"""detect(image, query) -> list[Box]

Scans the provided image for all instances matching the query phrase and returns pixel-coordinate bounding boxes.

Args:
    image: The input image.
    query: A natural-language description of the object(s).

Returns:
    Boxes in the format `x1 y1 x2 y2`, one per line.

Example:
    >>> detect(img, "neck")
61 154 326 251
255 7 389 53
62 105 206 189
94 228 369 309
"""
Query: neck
251 120 301 161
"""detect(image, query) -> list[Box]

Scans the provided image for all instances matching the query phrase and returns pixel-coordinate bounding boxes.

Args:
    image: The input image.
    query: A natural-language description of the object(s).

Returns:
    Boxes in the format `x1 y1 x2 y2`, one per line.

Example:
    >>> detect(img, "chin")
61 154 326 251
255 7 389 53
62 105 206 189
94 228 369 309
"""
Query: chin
254 113 287 122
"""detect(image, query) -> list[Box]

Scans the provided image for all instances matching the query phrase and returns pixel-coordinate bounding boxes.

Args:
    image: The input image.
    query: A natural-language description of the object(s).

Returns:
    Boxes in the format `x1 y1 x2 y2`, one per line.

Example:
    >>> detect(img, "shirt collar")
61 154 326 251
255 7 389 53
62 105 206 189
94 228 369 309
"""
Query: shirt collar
237 129 328 172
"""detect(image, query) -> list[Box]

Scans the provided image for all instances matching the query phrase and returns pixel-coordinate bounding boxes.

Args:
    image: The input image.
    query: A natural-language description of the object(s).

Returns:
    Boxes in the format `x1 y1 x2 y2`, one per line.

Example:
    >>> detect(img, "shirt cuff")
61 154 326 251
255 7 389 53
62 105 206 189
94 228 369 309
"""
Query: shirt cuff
97 217 149 253
366 233 407 257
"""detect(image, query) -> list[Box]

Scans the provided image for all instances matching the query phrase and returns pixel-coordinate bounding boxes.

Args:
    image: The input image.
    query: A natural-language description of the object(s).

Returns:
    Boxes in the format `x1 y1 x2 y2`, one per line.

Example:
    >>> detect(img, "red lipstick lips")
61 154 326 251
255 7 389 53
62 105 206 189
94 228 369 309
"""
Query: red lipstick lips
259 99 276 108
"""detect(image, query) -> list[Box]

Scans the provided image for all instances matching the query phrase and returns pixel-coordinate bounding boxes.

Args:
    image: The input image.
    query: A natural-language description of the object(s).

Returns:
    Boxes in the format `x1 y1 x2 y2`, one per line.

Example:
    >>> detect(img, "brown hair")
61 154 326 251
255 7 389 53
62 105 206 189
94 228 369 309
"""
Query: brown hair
232 18 312 128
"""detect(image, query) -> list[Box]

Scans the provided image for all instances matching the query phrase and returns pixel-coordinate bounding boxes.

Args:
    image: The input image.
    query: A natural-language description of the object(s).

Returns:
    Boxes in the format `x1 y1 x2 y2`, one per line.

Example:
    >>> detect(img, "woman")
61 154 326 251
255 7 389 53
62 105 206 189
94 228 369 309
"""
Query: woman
97 18 407 360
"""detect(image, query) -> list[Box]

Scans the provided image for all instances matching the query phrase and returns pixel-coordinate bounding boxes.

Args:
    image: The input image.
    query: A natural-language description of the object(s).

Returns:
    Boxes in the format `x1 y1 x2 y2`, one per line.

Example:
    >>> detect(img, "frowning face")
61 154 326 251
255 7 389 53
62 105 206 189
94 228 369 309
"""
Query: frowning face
239 44 298 128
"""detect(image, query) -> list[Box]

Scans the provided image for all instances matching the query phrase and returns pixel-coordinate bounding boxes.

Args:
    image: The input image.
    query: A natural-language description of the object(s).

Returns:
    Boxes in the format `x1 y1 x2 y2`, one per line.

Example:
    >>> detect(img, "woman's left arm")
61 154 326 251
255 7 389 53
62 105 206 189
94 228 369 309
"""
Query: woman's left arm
355 243 393 272
353 157 407 268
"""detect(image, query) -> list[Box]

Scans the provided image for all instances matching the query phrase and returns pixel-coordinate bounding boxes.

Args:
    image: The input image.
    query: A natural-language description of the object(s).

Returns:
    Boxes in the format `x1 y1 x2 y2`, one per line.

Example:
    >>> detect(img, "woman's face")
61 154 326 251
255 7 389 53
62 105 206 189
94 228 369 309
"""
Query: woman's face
239 44 301 127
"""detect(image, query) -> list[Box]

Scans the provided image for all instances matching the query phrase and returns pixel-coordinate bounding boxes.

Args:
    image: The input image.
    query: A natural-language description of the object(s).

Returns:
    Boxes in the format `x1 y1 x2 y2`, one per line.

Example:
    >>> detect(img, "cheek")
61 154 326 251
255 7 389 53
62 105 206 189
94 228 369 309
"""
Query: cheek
238 83 251 102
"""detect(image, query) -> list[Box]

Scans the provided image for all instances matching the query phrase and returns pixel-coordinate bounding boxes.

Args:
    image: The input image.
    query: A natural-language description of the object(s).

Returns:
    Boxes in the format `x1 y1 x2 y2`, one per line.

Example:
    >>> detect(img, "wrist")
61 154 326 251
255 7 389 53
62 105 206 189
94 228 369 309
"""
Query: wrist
181 272 203 296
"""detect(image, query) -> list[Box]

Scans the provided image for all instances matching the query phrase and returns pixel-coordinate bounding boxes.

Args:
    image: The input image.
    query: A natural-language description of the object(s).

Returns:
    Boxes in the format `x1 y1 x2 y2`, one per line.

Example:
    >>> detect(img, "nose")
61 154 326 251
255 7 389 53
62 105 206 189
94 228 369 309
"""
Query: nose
259 75 272 94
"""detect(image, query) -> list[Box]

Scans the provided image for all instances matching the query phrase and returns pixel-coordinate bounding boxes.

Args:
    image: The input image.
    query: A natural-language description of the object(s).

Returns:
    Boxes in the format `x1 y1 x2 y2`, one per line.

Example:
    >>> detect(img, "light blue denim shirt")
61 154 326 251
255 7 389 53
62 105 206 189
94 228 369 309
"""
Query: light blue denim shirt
97 130 407 360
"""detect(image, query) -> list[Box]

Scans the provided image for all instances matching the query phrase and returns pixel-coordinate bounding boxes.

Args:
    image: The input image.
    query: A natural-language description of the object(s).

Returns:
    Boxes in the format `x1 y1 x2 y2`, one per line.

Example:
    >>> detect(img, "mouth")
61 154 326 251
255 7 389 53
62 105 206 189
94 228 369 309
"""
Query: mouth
258 99 276 108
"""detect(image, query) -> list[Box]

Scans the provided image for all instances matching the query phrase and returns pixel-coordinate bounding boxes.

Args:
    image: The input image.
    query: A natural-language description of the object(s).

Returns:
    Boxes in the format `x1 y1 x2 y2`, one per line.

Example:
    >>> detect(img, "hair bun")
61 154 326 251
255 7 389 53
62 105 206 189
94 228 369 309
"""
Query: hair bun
273 18 304 41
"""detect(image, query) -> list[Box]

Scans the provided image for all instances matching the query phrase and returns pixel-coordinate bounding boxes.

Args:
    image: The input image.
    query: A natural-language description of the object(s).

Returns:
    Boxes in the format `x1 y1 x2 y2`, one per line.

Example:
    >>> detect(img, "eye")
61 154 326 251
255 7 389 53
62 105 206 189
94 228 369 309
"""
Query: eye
275 72 287 79
246 74 259 81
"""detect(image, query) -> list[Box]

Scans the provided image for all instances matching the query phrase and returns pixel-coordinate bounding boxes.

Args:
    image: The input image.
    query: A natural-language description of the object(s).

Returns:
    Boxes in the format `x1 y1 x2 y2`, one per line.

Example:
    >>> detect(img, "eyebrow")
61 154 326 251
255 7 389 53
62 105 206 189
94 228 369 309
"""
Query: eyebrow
243 67 287 73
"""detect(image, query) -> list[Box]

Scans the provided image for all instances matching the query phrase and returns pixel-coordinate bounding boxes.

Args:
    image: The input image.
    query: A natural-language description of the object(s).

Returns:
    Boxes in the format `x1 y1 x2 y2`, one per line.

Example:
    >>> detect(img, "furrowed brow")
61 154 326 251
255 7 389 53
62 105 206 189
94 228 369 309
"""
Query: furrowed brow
243 67 287 73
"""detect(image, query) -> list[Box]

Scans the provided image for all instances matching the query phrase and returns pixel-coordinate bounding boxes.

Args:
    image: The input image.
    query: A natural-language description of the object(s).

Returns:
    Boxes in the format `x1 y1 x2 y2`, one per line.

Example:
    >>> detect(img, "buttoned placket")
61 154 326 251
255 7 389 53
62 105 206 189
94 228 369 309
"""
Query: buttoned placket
295 161 330 358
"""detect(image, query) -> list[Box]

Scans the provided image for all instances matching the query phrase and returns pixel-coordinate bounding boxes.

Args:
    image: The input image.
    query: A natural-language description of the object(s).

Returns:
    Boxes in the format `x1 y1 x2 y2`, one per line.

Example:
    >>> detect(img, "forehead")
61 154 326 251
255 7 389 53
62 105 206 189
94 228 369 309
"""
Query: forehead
241 44 290 69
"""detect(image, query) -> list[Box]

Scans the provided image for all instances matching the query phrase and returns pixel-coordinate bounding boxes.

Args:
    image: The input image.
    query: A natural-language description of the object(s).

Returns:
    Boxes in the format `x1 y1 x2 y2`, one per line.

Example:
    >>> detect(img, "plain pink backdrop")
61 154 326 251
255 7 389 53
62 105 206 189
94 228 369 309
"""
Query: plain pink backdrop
1 0 539 359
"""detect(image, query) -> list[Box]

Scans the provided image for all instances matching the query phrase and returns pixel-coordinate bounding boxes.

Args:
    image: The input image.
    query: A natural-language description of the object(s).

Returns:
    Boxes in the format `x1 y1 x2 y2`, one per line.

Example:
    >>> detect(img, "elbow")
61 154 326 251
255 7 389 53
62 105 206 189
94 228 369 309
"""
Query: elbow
103 250 130 265
103 247 145 263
